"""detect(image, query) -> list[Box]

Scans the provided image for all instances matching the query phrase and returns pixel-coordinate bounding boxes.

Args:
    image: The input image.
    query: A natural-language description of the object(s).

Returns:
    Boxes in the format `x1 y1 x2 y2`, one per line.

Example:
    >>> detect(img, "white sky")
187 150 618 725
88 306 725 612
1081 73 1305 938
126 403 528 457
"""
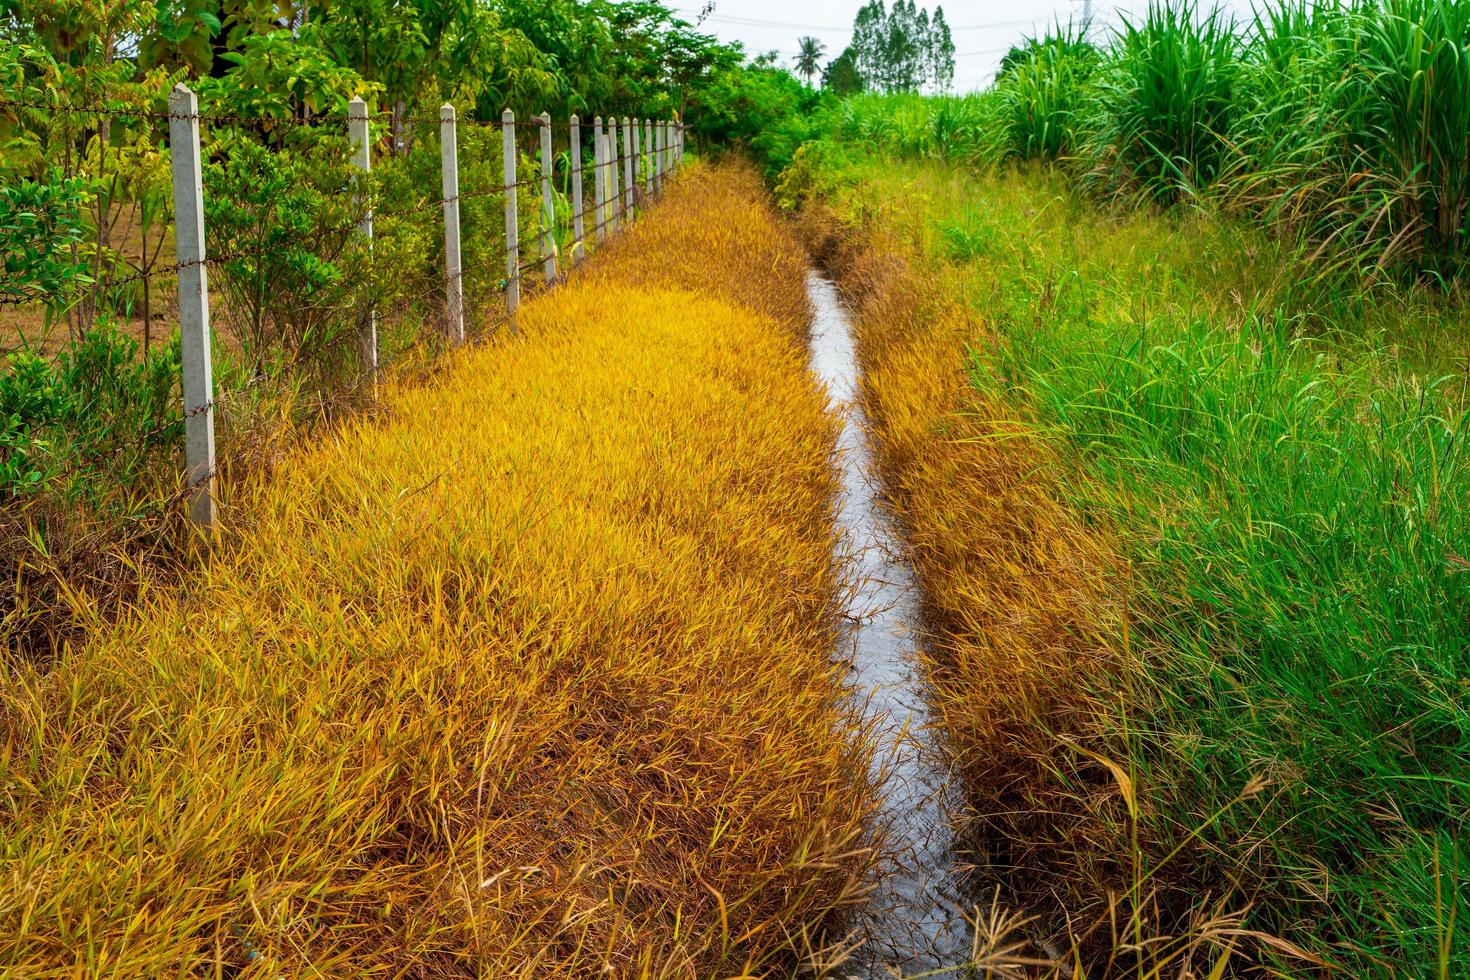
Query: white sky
671 0 1260 91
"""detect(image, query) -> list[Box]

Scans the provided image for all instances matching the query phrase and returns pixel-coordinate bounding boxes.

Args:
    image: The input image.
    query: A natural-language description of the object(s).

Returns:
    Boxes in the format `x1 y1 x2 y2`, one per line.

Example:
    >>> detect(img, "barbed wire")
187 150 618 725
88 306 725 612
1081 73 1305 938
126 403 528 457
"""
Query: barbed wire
0 96 350 131
2 96 689 134
1 156 663 310
0 181 540 308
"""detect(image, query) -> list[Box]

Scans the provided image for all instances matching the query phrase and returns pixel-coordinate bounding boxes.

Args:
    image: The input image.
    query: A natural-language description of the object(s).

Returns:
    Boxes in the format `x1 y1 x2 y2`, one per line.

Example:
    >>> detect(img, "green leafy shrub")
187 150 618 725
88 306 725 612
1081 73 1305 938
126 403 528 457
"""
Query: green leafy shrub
0 353 63 492
0 170 93 313
196 27 379 127
203 135 368 377
0 323 181 498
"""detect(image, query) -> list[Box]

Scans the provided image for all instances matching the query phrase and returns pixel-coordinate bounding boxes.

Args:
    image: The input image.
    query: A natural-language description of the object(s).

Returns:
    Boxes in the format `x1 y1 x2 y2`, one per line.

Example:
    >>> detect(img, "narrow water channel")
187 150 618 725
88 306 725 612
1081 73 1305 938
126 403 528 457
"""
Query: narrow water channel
806 271 974 976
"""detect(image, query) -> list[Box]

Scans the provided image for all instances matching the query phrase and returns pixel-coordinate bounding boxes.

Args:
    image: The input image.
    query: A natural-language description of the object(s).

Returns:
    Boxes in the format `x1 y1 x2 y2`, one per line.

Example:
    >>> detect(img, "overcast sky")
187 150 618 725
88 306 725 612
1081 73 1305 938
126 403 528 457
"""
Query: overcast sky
670 0 1260 91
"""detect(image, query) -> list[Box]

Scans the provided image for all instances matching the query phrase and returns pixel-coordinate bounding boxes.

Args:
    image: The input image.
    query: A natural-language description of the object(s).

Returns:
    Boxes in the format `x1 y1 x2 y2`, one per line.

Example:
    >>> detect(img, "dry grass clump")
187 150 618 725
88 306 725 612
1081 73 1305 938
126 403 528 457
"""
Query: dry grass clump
0 163 875 976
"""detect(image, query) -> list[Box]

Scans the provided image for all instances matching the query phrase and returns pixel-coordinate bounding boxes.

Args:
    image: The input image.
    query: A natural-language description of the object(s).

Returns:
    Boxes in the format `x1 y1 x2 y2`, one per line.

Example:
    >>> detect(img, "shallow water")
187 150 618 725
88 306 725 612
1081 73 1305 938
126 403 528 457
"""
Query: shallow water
806 272 974 976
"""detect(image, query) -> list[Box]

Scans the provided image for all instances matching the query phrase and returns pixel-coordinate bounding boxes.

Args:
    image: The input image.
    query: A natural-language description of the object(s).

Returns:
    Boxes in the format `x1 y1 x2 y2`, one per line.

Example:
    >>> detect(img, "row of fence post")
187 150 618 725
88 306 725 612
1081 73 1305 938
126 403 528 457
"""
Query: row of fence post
164 82 685 528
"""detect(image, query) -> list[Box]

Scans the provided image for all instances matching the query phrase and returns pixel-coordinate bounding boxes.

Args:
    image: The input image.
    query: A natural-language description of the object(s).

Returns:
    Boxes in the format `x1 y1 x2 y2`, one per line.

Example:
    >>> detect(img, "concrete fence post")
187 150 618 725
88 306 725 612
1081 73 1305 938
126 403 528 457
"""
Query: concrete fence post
654 120 664 191
644 118 654 196
539 111 556 285
347 96 377 379
570 114 584 264
593 116 606 243
167 84 216 528
630 116 640 209
622 116 635 217
440 103 464 345
502 109 519 326
608 126 621 233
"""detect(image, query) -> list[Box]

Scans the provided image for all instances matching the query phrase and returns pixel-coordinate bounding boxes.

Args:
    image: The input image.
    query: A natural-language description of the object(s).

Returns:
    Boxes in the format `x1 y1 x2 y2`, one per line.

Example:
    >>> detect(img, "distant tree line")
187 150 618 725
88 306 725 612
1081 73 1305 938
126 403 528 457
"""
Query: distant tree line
810 0 954 95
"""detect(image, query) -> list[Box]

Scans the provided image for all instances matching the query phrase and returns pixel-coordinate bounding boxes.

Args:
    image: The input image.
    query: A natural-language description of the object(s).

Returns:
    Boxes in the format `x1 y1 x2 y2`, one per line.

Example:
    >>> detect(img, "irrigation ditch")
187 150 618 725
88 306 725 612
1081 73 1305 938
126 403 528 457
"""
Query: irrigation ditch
807 270 974 974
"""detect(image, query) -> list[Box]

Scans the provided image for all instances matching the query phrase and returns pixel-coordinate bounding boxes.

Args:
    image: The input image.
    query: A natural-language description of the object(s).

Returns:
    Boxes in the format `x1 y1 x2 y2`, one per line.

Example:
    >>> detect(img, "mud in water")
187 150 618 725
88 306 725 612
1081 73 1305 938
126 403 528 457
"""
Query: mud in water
807 271 974 976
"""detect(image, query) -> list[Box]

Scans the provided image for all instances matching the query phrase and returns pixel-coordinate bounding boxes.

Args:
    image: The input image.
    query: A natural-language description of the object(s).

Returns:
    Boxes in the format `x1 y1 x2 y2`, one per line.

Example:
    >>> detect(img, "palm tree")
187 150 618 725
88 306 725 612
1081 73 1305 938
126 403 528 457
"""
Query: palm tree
794 36 826 86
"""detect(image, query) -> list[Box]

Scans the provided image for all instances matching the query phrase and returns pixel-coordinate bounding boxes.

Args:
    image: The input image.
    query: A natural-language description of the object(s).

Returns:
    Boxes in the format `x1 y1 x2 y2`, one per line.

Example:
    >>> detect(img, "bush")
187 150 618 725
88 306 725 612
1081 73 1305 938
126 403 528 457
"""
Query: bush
203 135 369 377
0 323 181 499
0 170 93 313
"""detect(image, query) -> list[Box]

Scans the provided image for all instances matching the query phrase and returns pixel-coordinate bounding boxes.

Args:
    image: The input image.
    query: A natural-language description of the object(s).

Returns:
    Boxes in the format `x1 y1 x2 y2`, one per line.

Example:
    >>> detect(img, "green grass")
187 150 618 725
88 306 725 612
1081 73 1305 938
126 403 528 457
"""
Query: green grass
793 151 1470 975
809 0 1470 277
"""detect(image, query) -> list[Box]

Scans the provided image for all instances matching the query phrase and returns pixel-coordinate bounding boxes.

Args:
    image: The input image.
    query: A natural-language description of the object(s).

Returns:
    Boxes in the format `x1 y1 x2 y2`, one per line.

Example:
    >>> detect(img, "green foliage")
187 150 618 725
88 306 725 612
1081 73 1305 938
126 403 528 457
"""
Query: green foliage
202 135 366 373
53 320 181 467
0 352 63 492
1082 1 1240 202
772 137 854 211
0 323 180 496
137 0 222 74
850 0 955 93
695 59 826 165
197 26 377 122
318 0 556 120
0 169 93 313
823 46 864 95
995 28 1099 160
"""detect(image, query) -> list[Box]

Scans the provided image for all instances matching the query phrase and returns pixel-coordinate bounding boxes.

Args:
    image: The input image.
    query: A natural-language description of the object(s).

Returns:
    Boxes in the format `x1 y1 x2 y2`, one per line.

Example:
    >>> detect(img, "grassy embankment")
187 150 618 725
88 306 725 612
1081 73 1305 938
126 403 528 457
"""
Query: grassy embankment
789 153 1468 975
0 162 879 976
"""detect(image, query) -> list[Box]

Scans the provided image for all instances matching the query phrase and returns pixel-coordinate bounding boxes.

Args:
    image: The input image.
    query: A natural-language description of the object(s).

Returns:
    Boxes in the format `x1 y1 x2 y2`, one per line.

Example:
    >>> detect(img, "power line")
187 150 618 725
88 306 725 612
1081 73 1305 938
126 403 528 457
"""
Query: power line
672 9 1081 34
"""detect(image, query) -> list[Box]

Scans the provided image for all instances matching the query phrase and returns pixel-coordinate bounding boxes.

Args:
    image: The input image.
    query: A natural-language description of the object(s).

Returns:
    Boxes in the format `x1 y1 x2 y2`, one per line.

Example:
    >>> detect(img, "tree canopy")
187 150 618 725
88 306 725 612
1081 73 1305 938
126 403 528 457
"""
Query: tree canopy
793 35 825 86
849 0 954 93
823 46 864 94
0 0 757 132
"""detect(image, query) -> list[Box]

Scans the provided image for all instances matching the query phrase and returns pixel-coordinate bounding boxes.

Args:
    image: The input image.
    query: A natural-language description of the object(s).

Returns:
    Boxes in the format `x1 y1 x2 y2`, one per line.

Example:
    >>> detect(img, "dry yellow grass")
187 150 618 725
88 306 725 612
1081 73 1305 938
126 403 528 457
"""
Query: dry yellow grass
0 162 876 976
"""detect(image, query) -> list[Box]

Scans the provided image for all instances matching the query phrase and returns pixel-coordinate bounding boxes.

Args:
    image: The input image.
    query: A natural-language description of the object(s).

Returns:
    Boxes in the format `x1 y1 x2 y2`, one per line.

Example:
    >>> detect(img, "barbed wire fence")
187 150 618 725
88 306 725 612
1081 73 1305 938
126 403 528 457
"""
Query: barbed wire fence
0 84 687 529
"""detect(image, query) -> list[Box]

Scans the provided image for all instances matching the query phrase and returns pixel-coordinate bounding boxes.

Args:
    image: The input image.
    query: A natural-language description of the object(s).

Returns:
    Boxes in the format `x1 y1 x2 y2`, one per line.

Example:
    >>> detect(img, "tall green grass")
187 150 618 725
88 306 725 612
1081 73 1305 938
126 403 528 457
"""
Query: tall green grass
812 0 1470 276
996 26 1100 160
1001 224 1469 978
1080 1 1239 202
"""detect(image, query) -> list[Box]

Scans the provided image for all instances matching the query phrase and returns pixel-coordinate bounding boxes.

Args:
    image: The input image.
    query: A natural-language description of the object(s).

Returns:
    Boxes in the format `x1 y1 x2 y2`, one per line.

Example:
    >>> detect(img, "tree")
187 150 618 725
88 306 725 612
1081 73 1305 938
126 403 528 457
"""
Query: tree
847 0 954 93
793 35 824 87
823 46 863 94
928 6 954 90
